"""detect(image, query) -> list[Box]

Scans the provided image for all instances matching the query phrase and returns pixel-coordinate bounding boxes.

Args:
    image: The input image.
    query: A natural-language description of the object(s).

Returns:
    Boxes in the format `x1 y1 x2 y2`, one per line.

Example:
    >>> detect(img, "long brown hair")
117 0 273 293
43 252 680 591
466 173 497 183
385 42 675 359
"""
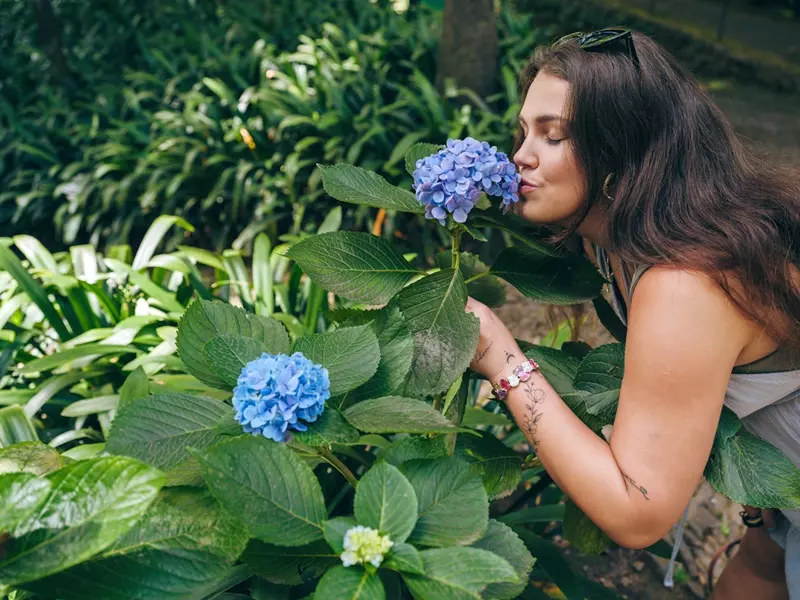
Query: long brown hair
518 32 800 347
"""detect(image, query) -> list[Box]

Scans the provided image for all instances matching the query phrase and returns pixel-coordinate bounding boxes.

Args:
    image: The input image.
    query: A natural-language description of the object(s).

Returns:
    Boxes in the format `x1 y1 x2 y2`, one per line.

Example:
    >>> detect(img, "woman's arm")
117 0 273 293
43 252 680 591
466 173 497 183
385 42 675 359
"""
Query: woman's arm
468 267 752 548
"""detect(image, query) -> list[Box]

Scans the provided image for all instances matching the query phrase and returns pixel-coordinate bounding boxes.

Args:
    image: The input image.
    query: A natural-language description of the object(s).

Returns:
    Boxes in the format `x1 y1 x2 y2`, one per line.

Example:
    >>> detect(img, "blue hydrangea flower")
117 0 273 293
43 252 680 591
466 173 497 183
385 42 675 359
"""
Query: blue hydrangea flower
412 137 520 226
233 352 330 443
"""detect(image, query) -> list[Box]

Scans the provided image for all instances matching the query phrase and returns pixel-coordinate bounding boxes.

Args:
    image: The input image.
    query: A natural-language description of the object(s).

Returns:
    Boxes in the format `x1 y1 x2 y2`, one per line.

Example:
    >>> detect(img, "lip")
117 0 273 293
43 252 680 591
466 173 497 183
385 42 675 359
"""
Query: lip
520 179 540 193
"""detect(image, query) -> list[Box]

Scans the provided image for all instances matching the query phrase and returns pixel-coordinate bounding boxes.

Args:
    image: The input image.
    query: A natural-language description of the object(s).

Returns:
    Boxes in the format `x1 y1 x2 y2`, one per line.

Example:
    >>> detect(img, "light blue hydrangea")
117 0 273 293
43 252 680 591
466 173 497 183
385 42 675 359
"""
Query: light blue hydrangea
412 137 520 226
233 352 330 443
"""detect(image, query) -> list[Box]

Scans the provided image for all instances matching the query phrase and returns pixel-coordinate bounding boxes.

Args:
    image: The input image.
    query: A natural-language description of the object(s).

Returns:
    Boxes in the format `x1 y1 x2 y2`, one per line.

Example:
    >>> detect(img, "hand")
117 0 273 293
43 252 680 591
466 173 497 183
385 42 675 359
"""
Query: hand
466 297 524 383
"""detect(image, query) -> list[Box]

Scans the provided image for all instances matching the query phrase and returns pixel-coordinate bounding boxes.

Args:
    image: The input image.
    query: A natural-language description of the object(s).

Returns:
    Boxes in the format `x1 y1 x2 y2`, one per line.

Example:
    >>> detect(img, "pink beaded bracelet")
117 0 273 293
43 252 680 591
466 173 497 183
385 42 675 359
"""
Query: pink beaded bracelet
491 358 539 402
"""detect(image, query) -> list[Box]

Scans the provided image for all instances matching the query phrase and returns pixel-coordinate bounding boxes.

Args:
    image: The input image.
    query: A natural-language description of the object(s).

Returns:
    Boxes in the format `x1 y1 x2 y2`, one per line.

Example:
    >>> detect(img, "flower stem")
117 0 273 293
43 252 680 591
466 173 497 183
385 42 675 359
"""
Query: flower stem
320 448 359 487
451 225 462 271
464 271 490 285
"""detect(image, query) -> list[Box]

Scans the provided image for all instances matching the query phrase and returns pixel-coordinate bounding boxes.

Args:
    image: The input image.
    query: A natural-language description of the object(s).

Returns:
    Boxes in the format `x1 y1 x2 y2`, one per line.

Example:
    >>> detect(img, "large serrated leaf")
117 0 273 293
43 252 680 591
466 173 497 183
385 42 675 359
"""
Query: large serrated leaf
177 300 289 390
193 436 326 546
569 343 625 425
105 392 236 485
355 462 418 543
383 542 424 575
293 325 380 397
287 232 419 305
343 397 462 434
319 164 424 214
401 547 518 600
490 247 604 305
471 520 535 599
204 335 269 387
0 442 64 475
394 269 479 397
315 566 385 600
291 408 359 447
0 473 51 533
563 500 611 555
22 488 249 600
0 456 165 586
242 539 337 585
437 252 506 308
455 432 522 501
402 458 488 547
344 307 414 406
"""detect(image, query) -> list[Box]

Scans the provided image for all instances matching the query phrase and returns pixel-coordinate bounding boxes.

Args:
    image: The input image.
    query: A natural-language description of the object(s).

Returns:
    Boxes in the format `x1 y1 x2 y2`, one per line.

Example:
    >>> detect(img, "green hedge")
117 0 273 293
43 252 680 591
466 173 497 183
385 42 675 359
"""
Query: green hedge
512 0 800 93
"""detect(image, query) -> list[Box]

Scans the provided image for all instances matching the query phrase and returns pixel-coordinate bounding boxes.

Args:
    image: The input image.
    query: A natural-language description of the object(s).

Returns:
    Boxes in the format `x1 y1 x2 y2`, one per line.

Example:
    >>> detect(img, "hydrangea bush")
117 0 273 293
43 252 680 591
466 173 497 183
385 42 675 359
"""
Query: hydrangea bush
2 141 797 600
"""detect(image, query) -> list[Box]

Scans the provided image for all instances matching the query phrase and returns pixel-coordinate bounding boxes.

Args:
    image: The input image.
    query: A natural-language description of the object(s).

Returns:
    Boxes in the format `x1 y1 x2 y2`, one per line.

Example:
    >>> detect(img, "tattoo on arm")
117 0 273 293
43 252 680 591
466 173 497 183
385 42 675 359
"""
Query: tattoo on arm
622 472 650 500
473 341 493 363
521 379 546 451
505 350 516 363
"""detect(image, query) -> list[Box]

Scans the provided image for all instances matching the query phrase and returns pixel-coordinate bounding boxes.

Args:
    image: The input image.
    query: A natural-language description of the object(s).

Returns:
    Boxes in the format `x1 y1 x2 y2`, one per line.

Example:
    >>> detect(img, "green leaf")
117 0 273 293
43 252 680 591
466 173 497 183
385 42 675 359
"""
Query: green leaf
510 527 589 600
292 408 359 447
462 407 511 427
242 539 337 585
705 427 800 509
402 458 489 547
0 456 165 586
355 462 418 543
61 394 118 417
105 392 235 485
394 269 479 397
490 247 605 305
319 164 424 214
471 520 535 599
177 300 290 390
323 516 357 554
204 335 269 387
118 367 150 411
437 252 505 308
570 343 625 425
0 406 38 447
315 566 385 600
345 307 414 405
496 504 566 527
20 344 140 374
22 488 249 600
287 232 419 305
0 473 51 533
401 548 518 600
713 406 742 451
563 500 612 555
132 215 194 270
383 542 424 575
380 437 447 466
404 143 442 175
523 346 579 396
343 397 463 434
253 233 274 316
0 442 64 475
193 436 326 546
293 325 380 397
0 244 71 340
455 432 522 500
470 209 559 257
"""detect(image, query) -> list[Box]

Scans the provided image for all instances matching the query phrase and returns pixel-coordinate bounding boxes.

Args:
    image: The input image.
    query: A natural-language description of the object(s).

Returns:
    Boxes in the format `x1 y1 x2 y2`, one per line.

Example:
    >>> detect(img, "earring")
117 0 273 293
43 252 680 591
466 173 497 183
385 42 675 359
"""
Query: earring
602 173 615 201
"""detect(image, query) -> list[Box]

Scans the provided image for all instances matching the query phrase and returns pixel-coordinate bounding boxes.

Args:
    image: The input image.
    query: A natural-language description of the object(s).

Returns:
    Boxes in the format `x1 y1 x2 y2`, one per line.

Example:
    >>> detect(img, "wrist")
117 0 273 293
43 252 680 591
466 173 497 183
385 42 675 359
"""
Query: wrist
489 356 540 402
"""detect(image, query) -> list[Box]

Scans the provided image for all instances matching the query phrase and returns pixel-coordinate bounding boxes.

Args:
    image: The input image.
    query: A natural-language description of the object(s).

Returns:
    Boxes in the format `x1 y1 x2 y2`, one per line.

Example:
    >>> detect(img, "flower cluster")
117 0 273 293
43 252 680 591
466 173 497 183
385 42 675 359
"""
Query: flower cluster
412 137 520 226
340 526 394 568
233 352 330 443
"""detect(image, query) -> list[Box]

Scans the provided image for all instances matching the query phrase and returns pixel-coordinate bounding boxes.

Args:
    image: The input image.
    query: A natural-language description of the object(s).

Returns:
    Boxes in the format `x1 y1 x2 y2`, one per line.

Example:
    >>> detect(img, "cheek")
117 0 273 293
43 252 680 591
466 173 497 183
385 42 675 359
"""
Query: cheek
518 146 586 223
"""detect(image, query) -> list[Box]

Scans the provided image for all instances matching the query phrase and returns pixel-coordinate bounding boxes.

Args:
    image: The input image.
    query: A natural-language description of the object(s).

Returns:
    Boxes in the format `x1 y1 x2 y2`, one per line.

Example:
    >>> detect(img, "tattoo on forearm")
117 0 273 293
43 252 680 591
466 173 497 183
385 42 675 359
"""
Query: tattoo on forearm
473 341 493 363
521 379 546 451
622 472 650 500
505 350 516 363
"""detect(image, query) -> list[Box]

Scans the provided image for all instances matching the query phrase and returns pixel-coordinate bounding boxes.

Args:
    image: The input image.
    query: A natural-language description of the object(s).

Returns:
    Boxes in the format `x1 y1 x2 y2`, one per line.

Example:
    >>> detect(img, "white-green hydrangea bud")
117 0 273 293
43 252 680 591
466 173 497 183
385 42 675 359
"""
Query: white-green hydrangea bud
340 525 393 568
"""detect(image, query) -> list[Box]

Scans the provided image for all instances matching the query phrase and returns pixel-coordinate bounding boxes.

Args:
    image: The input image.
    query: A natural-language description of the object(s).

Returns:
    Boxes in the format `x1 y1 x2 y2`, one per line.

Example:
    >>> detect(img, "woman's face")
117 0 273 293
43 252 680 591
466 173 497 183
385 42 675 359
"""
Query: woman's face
513 71 587 226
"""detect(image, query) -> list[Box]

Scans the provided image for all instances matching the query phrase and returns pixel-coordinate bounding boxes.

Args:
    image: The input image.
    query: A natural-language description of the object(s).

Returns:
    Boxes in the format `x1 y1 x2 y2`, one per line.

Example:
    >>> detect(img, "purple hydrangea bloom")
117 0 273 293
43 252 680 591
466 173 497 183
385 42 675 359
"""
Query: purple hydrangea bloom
233 352 330 443
412 137 520 226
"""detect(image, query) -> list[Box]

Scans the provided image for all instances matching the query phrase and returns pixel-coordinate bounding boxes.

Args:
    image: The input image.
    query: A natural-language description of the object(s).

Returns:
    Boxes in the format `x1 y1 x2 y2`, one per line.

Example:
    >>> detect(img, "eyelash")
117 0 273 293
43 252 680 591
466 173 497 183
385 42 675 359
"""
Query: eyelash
546 137 562 145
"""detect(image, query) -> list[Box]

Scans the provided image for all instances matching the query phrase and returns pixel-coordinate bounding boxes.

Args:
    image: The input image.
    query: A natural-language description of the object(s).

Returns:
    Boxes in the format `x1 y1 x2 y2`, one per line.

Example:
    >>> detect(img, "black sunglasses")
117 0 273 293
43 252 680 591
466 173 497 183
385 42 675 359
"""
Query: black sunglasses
556 27 640 69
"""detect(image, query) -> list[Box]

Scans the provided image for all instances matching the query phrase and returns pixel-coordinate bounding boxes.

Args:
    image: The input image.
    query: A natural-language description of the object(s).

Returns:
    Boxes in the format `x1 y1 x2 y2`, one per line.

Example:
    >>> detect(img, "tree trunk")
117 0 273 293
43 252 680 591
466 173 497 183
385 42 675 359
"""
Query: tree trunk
31 0 72 84
436 0 497 99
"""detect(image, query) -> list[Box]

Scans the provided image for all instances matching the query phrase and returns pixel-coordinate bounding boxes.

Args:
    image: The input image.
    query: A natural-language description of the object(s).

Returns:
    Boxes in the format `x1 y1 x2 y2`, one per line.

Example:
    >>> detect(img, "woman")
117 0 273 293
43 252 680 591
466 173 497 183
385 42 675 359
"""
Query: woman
467 29 800 598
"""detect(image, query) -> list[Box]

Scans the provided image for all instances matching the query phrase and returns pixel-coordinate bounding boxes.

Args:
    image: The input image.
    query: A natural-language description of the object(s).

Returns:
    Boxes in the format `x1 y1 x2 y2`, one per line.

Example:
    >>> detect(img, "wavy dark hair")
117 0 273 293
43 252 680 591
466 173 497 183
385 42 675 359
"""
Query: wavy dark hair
517 31 800 348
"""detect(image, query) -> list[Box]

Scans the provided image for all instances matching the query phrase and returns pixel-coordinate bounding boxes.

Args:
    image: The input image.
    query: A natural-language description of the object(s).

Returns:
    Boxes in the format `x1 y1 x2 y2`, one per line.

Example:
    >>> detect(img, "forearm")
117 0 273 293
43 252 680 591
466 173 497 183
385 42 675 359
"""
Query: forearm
502 370 662 548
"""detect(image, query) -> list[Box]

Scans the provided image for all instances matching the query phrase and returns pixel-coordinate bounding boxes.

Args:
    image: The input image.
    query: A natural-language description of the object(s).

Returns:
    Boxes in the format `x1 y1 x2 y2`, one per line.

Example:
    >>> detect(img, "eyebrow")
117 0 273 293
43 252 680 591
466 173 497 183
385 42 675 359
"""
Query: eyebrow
518 115 566 127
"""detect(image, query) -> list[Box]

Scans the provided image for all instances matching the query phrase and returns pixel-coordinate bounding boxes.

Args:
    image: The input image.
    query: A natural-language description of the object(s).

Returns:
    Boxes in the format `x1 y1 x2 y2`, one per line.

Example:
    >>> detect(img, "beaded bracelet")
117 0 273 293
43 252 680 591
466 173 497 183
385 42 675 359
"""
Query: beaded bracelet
491 358 539 402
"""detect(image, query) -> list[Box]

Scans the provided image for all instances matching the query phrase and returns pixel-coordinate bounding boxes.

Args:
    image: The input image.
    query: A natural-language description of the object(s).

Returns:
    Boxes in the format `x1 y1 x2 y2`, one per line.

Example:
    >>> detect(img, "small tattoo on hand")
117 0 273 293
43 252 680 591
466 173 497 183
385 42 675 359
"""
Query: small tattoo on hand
505 350 516 364
473 341 493 363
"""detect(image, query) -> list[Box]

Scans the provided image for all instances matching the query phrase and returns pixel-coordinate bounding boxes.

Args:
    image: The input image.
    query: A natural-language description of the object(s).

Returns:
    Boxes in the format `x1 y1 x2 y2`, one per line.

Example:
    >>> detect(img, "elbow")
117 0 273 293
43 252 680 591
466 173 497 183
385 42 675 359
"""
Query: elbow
604 518 673 550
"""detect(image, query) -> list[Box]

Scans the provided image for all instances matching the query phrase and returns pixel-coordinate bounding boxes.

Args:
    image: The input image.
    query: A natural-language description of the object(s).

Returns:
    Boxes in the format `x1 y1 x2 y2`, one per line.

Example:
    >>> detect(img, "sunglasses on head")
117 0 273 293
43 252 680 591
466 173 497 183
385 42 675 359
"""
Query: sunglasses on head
556 27 640 69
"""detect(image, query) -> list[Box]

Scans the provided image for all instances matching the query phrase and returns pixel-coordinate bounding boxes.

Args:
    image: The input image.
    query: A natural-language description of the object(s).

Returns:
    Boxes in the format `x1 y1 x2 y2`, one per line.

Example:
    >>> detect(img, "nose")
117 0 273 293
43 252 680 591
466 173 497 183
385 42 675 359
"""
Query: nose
513 134 538 172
